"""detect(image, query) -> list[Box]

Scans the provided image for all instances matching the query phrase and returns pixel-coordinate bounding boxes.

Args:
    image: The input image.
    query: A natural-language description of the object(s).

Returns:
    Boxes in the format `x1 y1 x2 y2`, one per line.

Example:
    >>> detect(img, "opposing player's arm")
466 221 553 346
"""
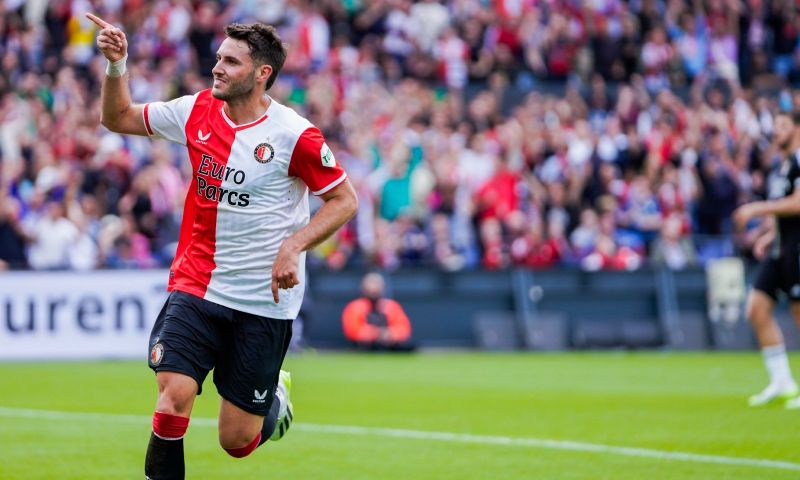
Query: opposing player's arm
734 188 800 230
762 188 800 217
86 13 148 136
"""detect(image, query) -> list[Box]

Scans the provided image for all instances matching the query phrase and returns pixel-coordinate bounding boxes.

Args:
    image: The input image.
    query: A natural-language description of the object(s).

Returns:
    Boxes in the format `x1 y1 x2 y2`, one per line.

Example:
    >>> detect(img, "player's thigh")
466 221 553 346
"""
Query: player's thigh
788 250 800 324
750 258 780 320
781 248 800 302
213 315 292 417
149 291 222 397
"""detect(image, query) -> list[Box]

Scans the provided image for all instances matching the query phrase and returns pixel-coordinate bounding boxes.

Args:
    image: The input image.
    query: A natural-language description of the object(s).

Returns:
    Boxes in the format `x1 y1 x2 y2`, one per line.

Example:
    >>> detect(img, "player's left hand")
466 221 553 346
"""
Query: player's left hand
272 243 301 303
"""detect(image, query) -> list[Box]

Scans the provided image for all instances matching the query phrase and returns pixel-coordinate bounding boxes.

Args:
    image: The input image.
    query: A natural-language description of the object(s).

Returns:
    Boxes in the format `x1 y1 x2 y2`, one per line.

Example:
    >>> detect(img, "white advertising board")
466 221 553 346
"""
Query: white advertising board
0 270 170 360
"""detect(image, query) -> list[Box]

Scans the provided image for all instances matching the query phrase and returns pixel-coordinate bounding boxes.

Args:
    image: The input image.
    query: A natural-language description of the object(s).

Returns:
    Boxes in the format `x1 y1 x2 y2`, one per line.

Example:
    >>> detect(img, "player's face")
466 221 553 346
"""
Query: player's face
774 115 796 149
212 38 257 101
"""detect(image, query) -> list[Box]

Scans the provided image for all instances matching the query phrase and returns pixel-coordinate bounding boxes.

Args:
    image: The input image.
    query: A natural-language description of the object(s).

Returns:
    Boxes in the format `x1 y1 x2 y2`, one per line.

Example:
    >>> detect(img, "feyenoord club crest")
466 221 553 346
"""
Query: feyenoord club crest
150 343 164 366
254 142 274 164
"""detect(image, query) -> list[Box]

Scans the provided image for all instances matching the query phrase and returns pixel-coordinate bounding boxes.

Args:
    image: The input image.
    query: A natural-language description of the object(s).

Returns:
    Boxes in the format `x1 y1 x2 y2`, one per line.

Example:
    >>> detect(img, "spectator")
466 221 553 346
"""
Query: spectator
104 216 158 269
570 207 600 260
641 26 674 92
651 213 698 270
581 234 643 272
434 26 469 90
430 212 466 271
669 9 708 82
26 200 86 270
697 130 740 236
342 273 414 351
617 175 663 247
410 0 450 53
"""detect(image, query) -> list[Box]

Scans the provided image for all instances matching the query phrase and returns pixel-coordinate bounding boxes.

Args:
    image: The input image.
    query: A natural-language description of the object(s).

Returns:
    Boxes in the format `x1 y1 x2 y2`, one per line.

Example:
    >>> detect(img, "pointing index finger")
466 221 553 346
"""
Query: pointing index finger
85 12 112 29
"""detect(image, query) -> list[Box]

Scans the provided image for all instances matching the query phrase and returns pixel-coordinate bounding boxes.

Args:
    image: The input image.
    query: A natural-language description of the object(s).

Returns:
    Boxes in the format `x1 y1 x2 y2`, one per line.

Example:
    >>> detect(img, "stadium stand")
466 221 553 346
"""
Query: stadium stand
1 0 799 273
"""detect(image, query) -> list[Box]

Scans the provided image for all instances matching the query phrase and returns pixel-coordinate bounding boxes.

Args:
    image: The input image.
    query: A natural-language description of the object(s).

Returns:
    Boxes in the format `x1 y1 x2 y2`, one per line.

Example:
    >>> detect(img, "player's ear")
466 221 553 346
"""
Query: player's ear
256 64 272 85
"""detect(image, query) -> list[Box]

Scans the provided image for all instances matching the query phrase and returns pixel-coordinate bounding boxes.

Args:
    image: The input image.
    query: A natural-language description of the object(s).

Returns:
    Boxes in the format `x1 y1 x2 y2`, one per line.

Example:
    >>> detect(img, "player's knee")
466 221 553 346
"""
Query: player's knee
746 301 758 322
156 390 193 416
219 424 257 450
747 294 771 326
155 373 197 416
220 426 261 458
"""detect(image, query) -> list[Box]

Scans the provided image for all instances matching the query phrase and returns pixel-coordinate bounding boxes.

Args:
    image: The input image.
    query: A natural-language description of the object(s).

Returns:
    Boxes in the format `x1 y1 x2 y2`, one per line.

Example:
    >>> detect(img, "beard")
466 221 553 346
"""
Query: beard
212 74 256 101
779 134 793 151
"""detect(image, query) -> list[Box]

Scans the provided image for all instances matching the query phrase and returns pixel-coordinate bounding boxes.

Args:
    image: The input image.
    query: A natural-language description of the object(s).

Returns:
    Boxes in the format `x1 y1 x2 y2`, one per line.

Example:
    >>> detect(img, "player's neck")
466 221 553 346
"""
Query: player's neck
222 93 270 126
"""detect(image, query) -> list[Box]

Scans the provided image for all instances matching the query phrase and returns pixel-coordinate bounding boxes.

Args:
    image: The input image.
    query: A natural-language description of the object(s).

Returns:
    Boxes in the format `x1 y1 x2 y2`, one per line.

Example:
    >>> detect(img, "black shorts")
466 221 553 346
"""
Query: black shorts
753 250 800 302
148 290 292 416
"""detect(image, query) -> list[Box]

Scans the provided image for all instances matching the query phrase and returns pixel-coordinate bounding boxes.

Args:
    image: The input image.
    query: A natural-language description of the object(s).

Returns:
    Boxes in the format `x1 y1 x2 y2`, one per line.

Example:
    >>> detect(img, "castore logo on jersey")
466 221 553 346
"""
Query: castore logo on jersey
196 129 211 144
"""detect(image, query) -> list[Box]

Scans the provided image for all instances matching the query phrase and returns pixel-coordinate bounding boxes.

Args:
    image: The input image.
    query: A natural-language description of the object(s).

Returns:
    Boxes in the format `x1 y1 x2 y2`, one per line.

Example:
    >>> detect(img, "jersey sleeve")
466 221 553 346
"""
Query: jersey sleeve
143 94 198 145
288 127 347 195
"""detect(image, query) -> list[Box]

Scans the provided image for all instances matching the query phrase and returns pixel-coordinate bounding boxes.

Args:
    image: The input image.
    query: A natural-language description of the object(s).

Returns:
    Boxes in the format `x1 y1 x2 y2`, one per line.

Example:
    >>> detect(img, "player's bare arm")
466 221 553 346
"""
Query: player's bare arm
271 179 358 303
86 13 148 136
734 189 800 229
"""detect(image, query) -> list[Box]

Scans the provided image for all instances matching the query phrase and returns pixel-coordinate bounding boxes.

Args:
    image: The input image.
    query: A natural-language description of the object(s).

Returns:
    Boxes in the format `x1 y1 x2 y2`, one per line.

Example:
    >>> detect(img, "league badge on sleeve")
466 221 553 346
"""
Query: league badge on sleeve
321 142 336 167
254 142 275 164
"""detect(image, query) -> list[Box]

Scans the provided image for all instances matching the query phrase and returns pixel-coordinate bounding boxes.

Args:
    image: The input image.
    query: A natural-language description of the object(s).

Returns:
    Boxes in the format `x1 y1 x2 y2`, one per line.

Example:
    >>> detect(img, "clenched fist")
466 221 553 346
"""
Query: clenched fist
271 242 301 304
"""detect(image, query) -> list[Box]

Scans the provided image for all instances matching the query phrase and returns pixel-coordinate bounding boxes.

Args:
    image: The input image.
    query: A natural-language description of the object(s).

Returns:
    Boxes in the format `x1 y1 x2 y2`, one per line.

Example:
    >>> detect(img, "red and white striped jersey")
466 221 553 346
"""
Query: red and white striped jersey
143 89 346 319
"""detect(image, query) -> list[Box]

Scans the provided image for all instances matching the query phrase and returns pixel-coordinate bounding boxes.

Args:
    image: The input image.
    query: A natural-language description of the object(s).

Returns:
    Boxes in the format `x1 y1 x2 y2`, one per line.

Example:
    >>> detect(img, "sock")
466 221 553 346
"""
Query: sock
145 433 185 479
763 345 794 387
258 395 282 446
145 412 189 480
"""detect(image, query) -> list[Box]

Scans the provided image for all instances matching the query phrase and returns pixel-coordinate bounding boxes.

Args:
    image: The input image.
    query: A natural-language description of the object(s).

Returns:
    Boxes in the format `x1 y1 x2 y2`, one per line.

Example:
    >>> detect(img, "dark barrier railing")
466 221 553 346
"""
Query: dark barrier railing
304 266 797 351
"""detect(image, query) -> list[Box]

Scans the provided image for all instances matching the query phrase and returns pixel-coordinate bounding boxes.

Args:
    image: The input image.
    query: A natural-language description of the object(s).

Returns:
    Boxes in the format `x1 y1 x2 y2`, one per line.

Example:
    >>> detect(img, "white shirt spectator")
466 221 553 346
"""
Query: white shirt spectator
410 0 450 52
28 207 80 270
434 30 469 89
384 7 417 57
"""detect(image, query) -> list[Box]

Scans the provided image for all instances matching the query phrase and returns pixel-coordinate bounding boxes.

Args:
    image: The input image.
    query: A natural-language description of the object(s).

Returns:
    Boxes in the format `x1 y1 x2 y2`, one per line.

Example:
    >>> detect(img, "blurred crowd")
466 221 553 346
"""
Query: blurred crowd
1 0 800 272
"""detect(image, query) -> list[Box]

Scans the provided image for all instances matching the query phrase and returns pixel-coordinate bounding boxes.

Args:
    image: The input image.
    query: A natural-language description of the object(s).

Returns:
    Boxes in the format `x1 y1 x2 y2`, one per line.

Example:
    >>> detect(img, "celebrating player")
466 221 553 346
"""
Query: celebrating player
734 111 800 409
87 12 358 479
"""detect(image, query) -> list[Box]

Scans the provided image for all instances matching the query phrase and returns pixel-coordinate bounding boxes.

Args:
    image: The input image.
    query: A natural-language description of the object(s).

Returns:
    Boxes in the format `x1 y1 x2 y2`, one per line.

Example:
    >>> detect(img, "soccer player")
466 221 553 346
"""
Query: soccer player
734 111 800 408
87 13 358 478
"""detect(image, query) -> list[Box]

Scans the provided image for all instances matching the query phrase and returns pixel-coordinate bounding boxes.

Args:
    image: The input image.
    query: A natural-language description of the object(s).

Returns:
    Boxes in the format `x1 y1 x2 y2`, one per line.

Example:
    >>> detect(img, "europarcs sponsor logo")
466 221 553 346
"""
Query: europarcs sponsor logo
195 154 251 207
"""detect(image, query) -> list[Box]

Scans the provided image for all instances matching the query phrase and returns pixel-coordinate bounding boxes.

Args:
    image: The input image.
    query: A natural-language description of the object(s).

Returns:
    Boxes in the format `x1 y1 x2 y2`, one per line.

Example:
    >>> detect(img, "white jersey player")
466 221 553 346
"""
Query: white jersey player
88 13 357 479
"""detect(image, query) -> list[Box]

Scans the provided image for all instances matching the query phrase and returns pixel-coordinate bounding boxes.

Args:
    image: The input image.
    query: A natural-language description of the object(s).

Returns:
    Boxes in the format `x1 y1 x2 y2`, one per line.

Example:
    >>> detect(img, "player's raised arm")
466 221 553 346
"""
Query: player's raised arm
86 13 148 136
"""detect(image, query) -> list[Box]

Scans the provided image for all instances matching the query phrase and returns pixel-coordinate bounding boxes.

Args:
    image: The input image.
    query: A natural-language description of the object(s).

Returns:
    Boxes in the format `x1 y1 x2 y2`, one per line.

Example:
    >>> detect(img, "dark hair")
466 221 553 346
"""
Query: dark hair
776 110 800 125
224 23 287 91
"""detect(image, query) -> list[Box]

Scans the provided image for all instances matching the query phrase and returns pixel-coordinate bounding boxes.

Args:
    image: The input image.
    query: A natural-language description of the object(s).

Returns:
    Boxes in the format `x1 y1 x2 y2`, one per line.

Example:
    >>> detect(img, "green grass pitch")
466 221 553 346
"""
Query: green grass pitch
1 352 800 479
